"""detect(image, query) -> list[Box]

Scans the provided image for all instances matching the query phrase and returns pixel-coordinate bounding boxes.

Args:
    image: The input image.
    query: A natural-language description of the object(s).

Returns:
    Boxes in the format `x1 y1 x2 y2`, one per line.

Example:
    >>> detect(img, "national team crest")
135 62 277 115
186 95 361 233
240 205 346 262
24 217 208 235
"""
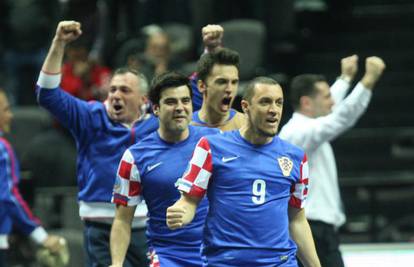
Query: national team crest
278 156 293 177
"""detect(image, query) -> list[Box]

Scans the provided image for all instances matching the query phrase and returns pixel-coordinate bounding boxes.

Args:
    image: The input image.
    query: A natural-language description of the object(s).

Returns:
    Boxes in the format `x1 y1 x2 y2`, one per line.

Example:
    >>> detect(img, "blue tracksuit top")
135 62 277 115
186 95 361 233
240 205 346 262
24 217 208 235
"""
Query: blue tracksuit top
0 134 41 236
36 86 159 203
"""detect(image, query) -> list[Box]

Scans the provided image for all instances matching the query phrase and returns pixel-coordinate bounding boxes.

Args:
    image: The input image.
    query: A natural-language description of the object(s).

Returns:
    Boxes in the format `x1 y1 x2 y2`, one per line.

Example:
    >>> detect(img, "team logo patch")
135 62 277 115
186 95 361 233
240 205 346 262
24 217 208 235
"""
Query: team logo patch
278 156 293 177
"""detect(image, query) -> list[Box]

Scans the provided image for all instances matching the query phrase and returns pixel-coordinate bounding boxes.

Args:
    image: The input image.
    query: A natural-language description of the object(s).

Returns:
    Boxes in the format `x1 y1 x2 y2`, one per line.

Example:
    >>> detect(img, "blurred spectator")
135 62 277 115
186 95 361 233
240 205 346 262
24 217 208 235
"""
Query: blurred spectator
279 56 386 267
130 25 182 82
61 43 111 101
0 89 66 267
1 0 60 105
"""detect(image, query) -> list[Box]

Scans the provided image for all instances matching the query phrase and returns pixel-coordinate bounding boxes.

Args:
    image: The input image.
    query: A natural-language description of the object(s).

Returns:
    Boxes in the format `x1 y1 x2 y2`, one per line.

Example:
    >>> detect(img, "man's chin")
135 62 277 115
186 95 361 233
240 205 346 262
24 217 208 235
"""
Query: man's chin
260 128 278 138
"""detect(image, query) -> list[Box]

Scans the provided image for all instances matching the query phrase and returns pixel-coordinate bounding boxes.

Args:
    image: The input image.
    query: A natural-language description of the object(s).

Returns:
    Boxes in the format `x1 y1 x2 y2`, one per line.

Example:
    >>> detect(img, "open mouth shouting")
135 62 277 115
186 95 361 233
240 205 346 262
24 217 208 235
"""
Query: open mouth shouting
112 103 123 114
220 96 233 112
265 117 279 127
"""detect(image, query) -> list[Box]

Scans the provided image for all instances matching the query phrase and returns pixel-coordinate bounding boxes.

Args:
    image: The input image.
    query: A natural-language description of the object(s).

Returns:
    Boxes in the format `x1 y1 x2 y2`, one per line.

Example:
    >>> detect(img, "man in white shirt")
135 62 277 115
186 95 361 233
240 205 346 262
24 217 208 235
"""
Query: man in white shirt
279 55 385 267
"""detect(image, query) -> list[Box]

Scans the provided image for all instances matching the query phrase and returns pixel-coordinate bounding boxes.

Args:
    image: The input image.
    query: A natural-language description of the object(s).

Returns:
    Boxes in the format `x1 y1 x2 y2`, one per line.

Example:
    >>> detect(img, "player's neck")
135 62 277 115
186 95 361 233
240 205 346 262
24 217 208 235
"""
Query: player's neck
158 127 190 143
199 104 229 127
239 125 273 145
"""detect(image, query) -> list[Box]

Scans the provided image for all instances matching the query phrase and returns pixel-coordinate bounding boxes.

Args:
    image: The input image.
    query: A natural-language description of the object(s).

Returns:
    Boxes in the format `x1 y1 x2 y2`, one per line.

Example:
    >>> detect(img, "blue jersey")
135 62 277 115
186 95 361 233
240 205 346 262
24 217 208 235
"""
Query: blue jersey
36 74 158 220
112 126 219 266
177 130 308 267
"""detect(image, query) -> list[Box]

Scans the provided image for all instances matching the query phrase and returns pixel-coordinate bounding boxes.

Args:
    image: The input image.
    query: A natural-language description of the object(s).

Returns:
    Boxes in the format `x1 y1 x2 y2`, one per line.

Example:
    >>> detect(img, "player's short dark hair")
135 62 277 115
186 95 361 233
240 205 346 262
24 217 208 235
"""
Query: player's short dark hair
149 71 192 105
243 76 280 103
113 67 149 94
197 48 240 82
290 74 326 110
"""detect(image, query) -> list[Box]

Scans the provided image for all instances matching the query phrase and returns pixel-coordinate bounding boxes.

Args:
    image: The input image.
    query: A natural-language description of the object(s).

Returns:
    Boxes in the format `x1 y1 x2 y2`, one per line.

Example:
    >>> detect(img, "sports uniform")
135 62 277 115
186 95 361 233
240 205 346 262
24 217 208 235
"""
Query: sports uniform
177 130 309 267
113 126 219 266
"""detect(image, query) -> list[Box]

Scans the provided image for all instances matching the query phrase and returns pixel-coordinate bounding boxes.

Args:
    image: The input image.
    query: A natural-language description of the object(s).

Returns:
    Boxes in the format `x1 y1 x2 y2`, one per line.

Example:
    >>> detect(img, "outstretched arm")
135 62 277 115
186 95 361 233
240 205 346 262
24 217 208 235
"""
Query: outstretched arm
289 207 321 267
280 57 386 152
42 21 82 74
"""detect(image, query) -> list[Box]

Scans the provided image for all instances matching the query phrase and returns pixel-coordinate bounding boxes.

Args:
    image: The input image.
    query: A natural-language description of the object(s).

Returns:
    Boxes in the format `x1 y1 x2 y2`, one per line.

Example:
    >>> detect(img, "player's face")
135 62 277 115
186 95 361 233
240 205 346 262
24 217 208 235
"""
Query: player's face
244 83 284 138
107 73 146 124
309 81 334 117
200 64 239 115
0 92 13 134
154 85 193 134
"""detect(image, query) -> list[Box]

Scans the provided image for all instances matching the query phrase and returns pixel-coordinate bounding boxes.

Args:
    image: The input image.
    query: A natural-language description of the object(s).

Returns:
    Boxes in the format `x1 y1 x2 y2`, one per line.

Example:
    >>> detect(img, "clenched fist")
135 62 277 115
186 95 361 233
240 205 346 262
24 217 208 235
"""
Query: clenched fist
55 20 82 44
361 56 386 89
202 24 224 52
340 54 358 81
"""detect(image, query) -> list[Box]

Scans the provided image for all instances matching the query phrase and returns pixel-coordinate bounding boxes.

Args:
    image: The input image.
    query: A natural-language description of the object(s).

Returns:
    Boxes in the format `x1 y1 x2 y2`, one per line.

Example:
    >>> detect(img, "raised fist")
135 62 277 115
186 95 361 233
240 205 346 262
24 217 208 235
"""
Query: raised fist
202 24 224 52
365 56 386 79
55 21 82 44
341 54 358 81
361 56 386 89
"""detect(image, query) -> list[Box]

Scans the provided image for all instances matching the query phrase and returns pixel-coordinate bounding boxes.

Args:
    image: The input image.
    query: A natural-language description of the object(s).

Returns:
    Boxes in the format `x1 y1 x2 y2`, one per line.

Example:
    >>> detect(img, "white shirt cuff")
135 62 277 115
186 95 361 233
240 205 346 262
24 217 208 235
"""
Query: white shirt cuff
0 235 9 249
30 226 48 245
37 72 62 89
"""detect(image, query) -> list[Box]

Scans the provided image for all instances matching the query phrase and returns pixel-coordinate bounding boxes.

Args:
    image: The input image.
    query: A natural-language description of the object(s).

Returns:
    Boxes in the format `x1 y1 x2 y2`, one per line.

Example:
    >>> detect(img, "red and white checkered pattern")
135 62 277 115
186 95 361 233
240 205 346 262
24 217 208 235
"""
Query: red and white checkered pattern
148 248 160 267
289 154 309 209
177 137 213 198
112 149 142 206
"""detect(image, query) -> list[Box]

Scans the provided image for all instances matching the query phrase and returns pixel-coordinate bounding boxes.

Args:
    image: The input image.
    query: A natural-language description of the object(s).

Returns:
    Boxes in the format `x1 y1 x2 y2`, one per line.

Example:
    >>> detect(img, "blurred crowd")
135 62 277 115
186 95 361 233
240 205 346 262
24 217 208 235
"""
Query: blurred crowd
0 0 349 107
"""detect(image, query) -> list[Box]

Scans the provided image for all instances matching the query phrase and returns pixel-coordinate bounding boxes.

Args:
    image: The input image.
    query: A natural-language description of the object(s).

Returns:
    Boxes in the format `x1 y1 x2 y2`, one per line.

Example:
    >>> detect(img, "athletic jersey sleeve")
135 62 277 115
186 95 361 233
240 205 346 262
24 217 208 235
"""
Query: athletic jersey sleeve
289 154 309 209
176 137 213 198
112 149 143 206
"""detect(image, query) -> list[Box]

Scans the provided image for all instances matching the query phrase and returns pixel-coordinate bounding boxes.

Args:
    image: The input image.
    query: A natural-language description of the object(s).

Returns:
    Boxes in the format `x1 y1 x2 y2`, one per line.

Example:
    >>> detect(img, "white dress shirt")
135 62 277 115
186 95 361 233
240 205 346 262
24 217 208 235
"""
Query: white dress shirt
279 79 372 227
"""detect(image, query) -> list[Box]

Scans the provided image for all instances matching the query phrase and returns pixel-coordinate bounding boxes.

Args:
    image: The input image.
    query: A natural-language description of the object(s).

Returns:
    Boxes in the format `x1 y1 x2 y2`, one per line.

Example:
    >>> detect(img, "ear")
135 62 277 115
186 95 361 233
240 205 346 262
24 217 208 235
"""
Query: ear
299 96 311 109
241 99 249 114
152 104 160 116
197 80 207 94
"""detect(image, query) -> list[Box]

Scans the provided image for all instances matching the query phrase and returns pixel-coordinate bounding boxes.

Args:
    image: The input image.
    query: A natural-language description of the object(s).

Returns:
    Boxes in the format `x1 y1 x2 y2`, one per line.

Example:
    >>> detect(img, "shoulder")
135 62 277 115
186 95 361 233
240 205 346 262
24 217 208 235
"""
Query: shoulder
190 125 220 137
276 136 305 162
133 114 159 135
191 111 204 125
89 100 107 114
131 131 159 152
229 110 246 125
279 114 313 139
138 113 159 127
204 129 233 143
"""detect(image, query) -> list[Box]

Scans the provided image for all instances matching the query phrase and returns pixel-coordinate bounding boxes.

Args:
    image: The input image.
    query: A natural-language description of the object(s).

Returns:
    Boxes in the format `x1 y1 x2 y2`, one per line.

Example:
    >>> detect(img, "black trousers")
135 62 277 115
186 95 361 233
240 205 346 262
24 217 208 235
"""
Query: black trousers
83 221 148 267
298 220 344 267
0 249 6 267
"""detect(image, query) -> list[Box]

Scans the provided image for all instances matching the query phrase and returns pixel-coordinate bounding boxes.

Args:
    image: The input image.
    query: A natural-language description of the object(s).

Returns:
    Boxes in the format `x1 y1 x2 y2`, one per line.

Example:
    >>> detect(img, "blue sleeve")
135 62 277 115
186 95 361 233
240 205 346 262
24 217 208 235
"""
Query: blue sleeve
36 86 100 144
0 142 40 236
190 73 202 111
